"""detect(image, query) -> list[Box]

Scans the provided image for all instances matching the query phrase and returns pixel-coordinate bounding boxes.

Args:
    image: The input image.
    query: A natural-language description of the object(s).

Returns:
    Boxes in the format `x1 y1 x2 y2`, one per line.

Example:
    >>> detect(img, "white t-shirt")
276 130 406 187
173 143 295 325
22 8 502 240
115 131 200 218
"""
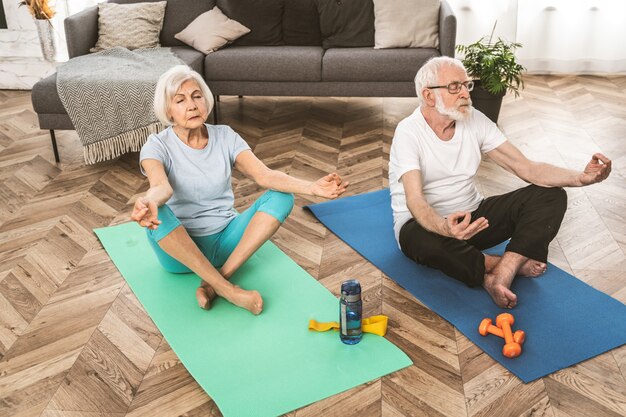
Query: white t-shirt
388 107 507 243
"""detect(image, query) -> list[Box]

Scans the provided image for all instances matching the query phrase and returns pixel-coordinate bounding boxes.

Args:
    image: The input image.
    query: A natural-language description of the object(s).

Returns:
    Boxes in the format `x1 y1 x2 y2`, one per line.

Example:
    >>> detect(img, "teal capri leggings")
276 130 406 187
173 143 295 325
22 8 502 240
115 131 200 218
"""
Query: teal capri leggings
146 190 294 273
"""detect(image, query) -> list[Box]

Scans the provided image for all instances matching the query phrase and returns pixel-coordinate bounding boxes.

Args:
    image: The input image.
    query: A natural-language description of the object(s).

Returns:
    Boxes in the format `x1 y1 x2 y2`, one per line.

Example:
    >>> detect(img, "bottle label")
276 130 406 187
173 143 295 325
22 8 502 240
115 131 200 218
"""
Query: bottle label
340 304 347 334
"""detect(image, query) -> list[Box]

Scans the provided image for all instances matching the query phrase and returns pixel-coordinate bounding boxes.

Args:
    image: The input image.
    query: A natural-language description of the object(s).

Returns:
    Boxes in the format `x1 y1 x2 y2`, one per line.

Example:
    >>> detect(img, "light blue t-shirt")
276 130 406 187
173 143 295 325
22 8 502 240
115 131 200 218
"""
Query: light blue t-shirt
139 124 251 237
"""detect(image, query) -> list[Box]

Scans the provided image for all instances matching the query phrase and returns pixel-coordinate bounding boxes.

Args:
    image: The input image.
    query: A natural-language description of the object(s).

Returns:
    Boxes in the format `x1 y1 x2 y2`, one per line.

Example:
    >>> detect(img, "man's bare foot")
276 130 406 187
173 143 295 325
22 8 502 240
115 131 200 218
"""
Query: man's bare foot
518 259 547 277
484 273 518 309
229 287 263 315
195 284 217 310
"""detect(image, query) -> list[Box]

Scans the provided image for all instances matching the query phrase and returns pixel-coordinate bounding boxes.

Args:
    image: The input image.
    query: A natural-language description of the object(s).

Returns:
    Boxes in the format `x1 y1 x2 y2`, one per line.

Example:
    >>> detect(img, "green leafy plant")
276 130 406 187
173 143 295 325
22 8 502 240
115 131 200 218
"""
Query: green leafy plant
456 23 525 97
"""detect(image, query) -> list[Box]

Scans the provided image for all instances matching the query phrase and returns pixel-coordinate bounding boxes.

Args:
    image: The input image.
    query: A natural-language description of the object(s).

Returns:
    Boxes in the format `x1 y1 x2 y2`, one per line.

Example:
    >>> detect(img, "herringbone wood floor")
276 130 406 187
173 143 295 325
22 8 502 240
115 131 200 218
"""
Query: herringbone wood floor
0 74 625 417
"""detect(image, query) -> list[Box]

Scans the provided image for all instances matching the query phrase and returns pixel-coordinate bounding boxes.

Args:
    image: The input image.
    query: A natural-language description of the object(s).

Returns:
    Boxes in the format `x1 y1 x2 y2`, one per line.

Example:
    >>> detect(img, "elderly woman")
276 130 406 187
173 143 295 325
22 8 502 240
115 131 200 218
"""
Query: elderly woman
131 65 347 315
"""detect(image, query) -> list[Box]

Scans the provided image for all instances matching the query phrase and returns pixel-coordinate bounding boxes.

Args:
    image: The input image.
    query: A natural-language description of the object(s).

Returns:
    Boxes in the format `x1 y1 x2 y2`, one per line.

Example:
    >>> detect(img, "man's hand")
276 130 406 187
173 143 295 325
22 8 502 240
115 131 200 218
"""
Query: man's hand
310 173 349 199
131 197 161 230
443 212 489 240
579 153 611 186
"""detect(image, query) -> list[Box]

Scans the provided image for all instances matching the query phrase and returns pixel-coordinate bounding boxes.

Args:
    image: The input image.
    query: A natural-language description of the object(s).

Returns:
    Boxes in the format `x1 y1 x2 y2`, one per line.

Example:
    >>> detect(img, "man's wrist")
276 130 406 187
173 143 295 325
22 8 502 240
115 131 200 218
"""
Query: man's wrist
575 173 586 187
440 217 450 237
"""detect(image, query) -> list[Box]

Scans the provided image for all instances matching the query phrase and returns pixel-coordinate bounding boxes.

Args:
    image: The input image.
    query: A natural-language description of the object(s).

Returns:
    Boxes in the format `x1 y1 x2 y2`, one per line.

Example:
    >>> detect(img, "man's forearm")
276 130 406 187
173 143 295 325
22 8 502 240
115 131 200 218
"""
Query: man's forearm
523 161 582 188
406 199 448 237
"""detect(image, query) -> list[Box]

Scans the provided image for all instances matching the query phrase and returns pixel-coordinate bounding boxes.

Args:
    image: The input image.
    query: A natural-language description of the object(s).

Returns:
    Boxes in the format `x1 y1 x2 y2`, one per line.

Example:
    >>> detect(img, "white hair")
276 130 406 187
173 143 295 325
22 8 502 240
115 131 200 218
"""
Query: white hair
414 57 467 104
153 65 215 125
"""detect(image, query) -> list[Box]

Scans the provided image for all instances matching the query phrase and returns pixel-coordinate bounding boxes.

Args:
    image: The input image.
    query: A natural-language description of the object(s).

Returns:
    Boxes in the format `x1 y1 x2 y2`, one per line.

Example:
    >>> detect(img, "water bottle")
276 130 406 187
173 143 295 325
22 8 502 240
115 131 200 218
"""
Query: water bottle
340 279 363 345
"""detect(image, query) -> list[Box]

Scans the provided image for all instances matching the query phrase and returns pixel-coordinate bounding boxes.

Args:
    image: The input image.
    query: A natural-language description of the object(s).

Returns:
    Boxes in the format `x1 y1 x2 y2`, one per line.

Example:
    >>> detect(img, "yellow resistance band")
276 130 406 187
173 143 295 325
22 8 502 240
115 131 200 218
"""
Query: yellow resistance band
308 315 388 337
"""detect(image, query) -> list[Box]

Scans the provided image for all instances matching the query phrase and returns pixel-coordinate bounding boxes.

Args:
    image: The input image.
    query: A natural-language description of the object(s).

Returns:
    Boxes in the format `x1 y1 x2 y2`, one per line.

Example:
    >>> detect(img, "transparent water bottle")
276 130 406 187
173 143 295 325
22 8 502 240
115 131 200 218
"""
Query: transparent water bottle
340 279 363 345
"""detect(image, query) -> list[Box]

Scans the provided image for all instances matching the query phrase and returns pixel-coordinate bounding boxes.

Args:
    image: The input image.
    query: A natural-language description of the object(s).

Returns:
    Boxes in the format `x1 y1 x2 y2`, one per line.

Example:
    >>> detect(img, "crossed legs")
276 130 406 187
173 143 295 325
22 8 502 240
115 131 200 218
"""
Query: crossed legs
158 225 267 314
399 185 567 308
147 191 294 314
194 211 282 311
482 253 547 308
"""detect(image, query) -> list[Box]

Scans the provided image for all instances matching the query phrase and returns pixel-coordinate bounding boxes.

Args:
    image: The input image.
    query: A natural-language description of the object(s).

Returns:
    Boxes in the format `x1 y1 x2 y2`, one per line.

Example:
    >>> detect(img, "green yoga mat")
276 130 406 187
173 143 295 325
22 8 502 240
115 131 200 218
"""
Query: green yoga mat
95 222 411 417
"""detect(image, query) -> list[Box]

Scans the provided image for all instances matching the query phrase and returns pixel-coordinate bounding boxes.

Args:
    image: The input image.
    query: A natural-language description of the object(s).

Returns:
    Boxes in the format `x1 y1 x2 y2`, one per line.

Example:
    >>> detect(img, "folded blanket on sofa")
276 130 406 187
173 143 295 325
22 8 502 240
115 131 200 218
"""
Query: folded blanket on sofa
56 46 182 164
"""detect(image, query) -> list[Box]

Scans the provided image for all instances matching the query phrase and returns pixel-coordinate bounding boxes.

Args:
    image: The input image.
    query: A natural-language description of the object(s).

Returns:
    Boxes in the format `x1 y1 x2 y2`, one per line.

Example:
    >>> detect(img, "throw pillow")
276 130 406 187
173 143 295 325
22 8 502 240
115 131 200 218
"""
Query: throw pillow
108 0 216 47
91 1 167 52
159 0 216 47
314 0 375 49
373 0 440 49
216 0 284 46
174 6 250 54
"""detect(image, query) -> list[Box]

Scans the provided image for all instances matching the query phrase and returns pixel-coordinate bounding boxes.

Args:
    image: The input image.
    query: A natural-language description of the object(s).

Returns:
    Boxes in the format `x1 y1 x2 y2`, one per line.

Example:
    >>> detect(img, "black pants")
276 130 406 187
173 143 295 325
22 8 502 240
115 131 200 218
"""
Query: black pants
399 185 568 287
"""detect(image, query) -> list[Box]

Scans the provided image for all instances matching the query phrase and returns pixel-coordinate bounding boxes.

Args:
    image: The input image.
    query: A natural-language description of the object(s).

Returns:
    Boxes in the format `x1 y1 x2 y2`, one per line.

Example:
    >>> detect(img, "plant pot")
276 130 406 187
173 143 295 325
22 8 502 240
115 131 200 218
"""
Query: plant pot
470 81 505 124
34 19 56 61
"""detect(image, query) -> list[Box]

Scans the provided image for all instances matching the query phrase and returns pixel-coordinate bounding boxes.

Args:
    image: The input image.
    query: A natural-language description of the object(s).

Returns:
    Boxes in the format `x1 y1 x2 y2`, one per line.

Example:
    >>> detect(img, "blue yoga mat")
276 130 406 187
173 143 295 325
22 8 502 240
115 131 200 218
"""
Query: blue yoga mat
307 189 626 383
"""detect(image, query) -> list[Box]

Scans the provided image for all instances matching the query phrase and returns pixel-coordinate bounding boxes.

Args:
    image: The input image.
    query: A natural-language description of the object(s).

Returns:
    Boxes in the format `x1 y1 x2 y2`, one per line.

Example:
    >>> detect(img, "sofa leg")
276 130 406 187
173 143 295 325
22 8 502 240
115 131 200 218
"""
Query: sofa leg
50 130 60 163
238 95 243 99
216 95 220 102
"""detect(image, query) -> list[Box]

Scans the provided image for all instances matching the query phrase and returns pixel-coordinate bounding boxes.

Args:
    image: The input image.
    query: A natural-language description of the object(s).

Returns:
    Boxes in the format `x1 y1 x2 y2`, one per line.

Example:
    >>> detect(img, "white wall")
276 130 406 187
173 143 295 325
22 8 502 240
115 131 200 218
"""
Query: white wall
447 0 626 74
65 0 105 16
447 0 518 47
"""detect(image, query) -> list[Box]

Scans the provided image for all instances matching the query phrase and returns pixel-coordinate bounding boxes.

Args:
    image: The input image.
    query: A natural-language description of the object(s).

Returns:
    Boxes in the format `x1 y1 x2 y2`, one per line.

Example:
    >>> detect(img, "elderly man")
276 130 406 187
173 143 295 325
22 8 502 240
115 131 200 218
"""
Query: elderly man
389 56 611 308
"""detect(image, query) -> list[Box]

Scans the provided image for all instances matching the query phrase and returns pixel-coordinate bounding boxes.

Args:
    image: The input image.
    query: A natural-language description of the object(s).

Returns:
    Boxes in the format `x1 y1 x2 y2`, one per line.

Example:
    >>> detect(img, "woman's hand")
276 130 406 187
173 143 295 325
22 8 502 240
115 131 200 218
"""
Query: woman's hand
131 197 161 230
311 173 349 199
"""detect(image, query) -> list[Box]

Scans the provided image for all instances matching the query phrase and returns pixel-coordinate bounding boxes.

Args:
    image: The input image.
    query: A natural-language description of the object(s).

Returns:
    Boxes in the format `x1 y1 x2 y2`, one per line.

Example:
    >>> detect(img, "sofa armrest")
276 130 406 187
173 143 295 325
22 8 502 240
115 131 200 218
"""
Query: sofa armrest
64 6 98 58
439 0 457 58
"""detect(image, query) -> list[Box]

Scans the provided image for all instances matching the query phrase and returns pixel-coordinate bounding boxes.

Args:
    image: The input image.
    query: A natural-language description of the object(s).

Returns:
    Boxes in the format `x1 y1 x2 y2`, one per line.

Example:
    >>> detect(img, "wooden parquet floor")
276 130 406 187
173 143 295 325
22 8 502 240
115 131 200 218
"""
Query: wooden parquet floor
0 74 625 417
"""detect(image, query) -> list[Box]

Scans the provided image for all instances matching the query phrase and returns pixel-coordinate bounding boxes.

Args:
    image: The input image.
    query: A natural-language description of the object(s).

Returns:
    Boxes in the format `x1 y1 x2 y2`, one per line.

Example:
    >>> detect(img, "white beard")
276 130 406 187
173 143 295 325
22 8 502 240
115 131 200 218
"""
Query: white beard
435 93 473 121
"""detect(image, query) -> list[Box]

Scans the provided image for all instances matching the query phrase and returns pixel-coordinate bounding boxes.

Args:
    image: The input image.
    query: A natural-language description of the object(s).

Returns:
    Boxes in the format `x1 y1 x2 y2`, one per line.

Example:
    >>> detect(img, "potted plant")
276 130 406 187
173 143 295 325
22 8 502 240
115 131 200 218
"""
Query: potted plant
19 0 57 61
456 23 525 123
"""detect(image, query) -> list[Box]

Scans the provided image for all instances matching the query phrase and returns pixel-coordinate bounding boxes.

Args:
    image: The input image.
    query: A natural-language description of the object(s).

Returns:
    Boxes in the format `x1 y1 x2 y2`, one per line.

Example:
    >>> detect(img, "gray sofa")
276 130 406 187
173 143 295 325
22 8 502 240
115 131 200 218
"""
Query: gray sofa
31 0 456 162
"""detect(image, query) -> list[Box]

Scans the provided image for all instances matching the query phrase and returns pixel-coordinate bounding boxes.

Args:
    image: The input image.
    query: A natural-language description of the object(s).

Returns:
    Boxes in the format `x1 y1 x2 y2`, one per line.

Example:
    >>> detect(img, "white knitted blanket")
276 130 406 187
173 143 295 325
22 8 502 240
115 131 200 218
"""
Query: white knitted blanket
57 47 182 164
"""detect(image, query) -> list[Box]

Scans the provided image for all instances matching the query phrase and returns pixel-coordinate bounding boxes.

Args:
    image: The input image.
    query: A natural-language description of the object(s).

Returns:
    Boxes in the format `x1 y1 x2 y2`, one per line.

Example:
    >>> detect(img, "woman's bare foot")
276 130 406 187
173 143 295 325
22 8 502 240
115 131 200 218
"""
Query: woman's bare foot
484 273 518 308
518 259 547 277
228 287 263 315
198 283 263 314
195 284 217 310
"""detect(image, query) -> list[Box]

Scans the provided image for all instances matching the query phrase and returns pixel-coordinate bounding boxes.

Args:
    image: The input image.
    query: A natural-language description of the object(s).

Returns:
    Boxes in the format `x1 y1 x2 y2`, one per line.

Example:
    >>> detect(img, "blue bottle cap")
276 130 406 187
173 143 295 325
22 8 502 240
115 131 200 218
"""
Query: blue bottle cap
341 279 361 297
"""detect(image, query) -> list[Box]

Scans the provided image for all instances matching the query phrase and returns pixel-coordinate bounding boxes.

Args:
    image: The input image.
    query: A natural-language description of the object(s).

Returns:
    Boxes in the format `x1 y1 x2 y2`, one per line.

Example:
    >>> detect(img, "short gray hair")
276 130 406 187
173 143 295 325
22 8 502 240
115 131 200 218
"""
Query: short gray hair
414 57 467 104
153 65 215 125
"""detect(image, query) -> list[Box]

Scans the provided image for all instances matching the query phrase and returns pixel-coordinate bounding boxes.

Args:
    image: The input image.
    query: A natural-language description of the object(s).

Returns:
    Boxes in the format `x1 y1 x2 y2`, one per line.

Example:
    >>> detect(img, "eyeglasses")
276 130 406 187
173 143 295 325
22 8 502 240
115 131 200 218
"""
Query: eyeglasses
427 80 474 94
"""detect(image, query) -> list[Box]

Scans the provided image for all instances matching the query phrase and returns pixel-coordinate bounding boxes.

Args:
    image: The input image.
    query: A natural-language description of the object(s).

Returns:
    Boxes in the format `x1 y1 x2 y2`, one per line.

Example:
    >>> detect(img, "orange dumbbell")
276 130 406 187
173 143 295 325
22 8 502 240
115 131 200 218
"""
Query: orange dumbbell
495 313 522 358
478 318 526 345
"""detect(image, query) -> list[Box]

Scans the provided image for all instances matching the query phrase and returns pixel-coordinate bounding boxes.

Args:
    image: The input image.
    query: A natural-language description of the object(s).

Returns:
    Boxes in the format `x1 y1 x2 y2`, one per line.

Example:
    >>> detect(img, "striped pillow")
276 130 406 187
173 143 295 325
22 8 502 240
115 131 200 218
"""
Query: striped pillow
91 1 168 52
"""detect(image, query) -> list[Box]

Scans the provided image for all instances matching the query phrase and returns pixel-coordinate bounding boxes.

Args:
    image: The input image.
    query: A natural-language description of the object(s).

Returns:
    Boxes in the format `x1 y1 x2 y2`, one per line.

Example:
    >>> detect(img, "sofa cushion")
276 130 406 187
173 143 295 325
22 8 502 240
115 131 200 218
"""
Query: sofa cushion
283 0 321 46
169 46 205 74
373 0 439 49
109 0 216 47
175 6 250 54
161 0 217 46
91 1 167 52
216 0 284 46
204 46 323 82
314 0 374 48
322 47 440 81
